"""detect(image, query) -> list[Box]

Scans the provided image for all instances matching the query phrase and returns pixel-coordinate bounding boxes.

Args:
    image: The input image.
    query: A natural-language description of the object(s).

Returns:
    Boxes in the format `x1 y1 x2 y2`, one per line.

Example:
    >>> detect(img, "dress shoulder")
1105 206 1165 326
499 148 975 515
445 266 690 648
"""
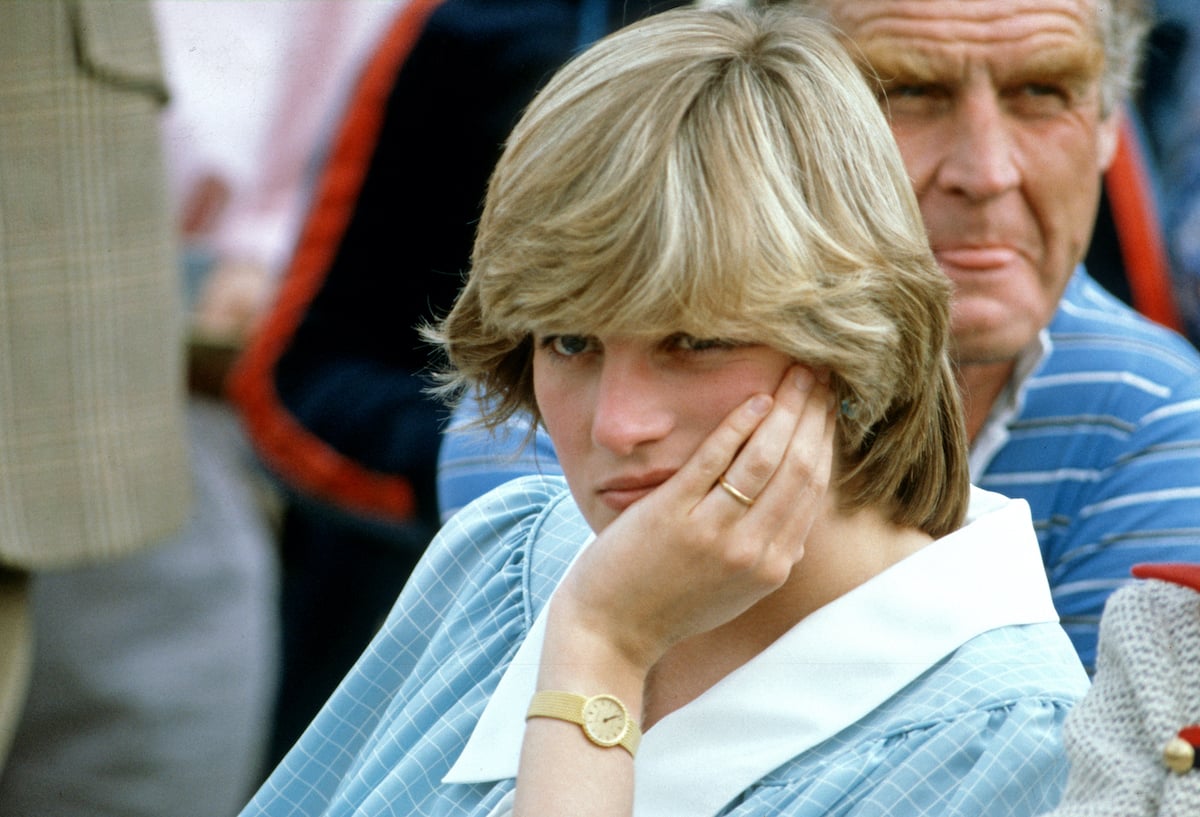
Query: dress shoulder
240 475 586 817
738 624 1086 817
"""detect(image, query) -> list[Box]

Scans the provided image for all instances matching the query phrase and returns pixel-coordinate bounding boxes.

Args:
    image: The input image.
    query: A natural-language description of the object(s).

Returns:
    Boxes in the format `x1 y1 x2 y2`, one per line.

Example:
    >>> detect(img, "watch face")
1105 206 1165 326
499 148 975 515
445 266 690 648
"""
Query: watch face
582 694 628 746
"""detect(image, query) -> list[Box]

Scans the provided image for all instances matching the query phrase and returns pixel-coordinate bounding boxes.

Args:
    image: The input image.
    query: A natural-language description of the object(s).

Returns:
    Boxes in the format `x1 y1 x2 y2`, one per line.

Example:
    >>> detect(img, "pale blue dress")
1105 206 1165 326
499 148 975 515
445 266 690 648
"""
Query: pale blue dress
241 477 1088 817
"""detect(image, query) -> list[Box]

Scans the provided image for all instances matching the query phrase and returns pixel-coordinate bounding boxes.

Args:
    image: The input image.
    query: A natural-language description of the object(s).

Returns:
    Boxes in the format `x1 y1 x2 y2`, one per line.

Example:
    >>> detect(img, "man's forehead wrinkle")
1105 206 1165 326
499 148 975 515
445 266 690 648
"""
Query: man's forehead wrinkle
843 5 1104 89
830 0 1097 26
832 0 1099 47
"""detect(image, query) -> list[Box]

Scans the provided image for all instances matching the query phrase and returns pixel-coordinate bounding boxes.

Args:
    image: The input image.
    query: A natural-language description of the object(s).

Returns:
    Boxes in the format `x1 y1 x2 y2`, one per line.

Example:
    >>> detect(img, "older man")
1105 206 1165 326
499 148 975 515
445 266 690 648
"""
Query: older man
438 0 1200 673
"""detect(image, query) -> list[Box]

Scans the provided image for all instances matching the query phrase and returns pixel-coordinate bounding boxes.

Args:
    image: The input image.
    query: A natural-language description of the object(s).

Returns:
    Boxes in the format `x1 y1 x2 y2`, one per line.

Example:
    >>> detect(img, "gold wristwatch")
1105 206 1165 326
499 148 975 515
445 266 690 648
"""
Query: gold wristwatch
526 691 641 757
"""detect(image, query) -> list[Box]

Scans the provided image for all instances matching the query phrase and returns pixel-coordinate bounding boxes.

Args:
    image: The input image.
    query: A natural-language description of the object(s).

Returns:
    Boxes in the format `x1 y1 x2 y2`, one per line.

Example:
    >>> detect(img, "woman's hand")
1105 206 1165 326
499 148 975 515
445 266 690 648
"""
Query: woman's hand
552 364 836 679
515 365 835 817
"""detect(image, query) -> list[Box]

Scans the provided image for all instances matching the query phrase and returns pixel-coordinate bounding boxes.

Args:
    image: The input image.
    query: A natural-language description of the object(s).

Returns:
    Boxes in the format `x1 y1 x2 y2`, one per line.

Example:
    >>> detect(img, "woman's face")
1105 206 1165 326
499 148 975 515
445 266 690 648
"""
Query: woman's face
533 331 795 532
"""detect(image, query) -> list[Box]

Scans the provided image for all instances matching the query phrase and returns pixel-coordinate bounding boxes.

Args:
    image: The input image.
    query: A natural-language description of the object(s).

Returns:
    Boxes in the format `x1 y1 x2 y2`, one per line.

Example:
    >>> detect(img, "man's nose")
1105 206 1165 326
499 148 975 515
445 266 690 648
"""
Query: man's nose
935 92 1021 200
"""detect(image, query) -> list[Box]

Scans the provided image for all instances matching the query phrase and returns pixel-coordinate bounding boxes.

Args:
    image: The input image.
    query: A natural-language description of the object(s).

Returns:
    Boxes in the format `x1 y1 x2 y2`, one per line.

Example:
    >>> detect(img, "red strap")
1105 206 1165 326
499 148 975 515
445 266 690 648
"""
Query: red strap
228 0 449 524
1105 114 1184 332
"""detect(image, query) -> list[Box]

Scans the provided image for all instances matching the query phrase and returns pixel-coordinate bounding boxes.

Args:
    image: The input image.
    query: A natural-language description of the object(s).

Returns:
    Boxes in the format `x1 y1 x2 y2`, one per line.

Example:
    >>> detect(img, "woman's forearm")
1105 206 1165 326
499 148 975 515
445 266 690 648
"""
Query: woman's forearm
513 597 648 817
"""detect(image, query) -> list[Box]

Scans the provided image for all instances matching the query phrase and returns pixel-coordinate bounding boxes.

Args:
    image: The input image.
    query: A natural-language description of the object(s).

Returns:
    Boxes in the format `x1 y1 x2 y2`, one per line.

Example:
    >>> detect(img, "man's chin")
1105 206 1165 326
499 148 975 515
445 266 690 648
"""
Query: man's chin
950 321 1036 368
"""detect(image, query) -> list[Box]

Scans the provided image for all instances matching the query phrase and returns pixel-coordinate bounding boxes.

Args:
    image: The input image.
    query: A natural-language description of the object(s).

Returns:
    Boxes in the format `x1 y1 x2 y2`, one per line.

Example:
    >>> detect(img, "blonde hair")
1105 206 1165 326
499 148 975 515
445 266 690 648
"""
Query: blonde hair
433 6 969 537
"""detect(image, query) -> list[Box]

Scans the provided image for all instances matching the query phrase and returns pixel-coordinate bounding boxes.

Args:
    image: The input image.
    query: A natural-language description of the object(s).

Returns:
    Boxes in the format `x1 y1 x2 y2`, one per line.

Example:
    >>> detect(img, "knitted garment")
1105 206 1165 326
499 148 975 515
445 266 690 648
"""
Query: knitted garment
1044 578 1200 816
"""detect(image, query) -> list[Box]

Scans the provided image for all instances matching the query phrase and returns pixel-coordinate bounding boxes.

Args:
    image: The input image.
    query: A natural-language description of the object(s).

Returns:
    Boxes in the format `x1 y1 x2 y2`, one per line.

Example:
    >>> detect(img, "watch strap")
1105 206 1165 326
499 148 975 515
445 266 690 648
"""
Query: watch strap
527 690 641 756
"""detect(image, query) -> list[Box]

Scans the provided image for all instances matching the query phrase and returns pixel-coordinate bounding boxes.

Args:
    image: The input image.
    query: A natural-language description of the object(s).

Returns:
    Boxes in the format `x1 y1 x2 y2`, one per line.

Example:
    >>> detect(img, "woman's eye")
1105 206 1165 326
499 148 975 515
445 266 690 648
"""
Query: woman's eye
543 335 594 356
670 333 733 352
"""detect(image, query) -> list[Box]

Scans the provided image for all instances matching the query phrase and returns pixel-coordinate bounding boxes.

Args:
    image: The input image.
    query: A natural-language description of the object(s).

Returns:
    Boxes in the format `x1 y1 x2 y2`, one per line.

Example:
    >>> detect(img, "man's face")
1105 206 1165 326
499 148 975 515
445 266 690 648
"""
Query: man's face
824 0 1121 365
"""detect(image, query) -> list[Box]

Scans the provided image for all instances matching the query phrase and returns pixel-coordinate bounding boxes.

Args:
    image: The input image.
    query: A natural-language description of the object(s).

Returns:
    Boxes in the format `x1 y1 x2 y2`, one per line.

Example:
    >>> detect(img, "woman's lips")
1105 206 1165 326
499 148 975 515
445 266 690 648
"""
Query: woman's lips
597 471 675 512
598 486 657 512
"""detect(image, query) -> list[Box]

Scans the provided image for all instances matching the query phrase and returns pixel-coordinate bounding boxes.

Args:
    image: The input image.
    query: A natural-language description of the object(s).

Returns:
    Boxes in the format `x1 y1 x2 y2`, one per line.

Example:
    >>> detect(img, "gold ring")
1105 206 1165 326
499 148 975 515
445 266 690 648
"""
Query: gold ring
718 475 755 507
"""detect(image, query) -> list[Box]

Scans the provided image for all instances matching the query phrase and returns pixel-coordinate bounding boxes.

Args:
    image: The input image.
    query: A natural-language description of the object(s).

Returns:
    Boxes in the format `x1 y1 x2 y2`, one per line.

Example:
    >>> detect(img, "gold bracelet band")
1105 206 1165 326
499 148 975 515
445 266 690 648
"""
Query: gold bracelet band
527 690 641 756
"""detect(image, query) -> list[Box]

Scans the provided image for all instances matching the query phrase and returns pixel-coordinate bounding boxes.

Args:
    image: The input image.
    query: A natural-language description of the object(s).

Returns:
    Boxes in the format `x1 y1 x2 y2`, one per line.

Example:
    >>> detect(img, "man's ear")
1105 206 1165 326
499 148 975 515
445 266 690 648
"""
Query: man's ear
1097 107 1123 173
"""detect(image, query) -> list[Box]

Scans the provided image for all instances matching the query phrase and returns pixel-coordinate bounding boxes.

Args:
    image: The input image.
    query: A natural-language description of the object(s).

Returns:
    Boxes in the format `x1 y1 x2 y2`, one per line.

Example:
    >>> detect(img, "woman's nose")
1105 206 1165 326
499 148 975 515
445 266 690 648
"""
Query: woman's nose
589 358 674 456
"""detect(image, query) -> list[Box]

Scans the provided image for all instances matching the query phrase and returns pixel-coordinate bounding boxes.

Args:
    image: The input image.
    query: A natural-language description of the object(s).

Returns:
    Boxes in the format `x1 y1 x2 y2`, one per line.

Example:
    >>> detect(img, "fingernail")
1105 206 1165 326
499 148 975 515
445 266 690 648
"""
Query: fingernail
748 394 772 416
794 368 814 392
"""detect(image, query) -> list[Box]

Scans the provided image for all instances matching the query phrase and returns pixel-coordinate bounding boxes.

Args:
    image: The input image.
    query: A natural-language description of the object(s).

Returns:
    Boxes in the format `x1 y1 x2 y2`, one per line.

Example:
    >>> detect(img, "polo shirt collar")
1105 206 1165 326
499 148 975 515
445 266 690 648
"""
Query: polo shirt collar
968 329 1051 480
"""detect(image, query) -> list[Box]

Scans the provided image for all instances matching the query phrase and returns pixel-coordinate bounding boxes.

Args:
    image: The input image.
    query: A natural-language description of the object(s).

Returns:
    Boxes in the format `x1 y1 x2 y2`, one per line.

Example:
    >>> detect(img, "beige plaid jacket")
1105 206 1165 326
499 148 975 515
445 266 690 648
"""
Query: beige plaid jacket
0 0 190 569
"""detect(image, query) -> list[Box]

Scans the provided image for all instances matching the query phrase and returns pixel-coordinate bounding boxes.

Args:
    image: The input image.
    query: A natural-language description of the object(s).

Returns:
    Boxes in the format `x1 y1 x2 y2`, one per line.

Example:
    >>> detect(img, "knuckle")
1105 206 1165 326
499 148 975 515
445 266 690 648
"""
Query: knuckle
721 539 760 575
756 550 794 589
811 470 830 496
720 539 792 590
692 444 731 476
783 455 820 489
741 454 775 485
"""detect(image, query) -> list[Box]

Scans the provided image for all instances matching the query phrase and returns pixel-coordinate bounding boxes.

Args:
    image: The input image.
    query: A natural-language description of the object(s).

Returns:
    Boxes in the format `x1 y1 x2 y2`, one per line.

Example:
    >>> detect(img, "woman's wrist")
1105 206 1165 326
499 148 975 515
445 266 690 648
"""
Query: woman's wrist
536 592 651 720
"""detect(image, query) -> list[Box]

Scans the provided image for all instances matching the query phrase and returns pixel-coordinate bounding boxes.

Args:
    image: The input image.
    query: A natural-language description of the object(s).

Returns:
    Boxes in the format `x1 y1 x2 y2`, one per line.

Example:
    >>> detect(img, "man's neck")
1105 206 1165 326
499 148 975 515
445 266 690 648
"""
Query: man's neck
956 359 1017 442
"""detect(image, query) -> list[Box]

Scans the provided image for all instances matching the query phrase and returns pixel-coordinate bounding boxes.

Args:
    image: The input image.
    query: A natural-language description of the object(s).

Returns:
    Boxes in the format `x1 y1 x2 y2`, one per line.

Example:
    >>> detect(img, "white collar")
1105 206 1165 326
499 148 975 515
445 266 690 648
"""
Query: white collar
968 330 1051 479
444 488 1059 817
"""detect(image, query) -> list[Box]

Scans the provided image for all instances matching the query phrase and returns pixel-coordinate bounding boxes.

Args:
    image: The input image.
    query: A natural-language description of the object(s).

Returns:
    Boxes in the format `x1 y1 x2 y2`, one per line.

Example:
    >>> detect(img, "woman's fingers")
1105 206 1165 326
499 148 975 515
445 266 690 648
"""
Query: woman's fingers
671 364 832 521
714 367 826 512
707 365 834 588
741 368 834 516
750 373 836 554
663 390 774 503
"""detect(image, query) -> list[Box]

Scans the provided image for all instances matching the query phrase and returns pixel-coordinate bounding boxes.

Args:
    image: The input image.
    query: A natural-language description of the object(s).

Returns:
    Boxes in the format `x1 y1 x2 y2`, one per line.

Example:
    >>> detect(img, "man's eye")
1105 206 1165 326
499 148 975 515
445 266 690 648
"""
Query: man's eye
889 84 933 98
1023 83 1061 97
880 83 951 117
543 335 593 356
1006 83 1072 117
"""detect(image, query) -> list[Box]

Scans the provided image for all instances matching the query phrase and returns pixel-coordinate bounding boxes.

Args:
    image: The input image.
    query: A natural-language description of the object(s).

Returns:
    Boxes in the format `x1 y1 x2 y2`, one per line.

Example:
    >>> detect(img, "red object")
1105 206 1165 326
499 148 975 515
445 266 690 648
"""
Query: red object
1106 114 1184 332
1179 725 1200 748
227 0 449 524
1131 562 1200 593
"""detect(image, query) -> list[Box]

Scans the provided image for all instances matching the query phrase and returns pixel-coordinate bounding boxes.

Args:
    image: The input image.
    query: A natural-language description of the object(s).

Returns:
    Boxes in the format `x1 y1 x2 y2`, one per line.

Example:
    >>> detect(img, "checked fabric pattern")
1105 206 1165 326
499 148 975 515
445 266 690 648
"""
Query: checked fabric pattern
242 476 1084 817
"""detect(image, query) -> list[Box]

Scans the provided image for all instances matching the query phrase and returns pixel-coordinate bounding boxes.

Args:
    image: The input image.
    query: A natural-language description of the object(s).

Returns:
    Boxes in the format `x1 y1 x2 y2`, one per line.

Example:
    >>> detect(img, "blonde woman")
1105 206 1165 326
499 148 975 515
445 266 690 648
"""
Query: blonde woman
241 7 1087 816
